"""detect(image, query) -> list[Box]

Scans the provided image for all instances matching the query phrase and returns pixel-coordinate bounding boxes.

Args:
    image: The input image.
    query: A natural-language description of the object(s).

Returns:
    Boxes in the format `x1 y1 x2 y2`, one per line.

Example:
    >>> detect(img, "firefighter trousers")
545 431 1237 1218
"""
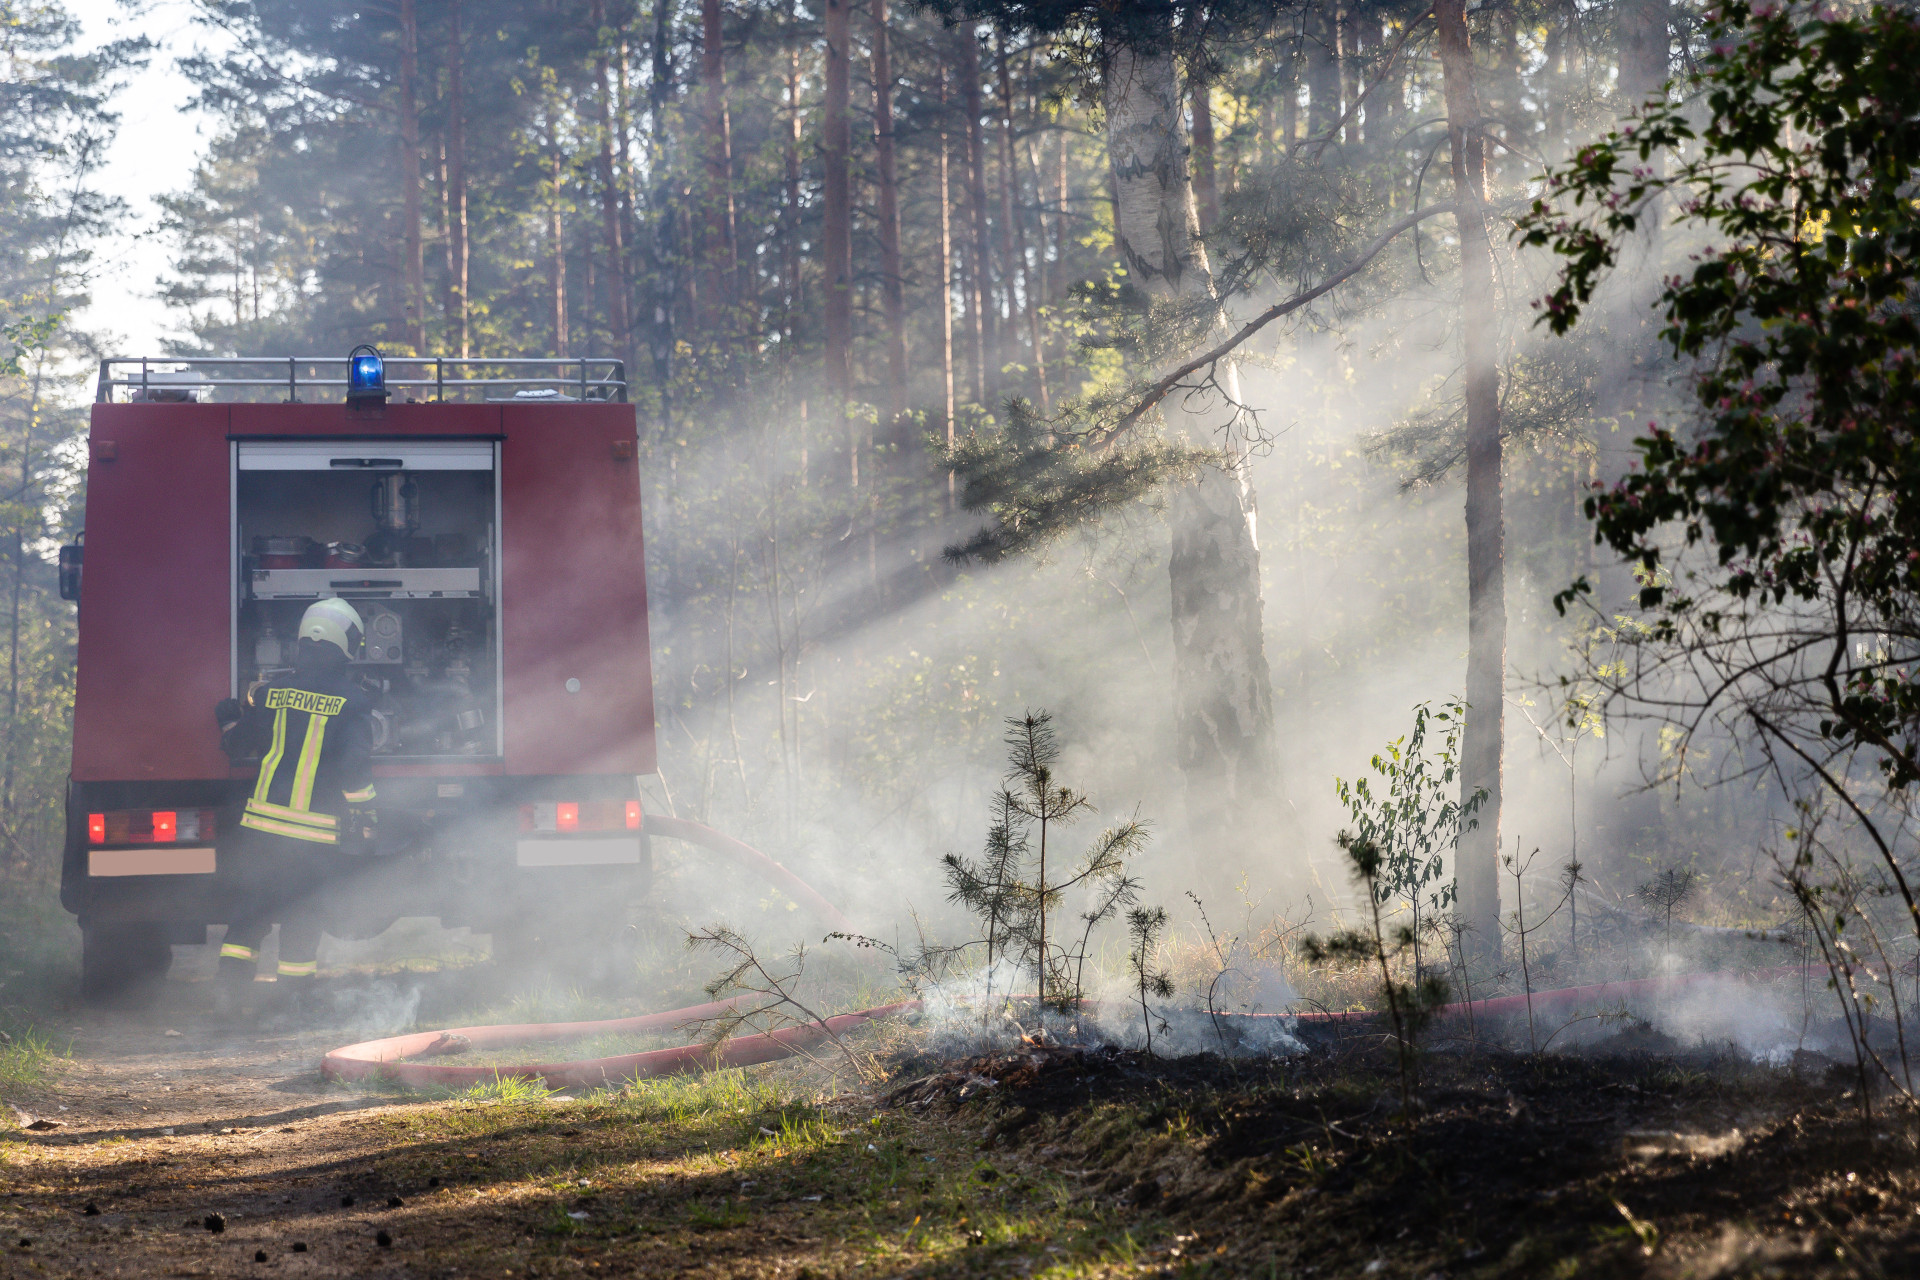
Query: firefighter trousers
216 830 348 983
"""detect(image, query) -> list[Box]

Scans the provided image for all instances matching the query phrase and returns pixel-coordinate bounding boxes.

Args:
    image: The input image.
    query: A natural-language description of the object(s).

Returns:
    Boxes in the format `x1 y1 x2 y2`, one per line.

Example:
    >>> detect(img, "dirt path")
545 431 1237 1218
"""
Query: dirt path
1 976 461 1277
0 973 1148 1280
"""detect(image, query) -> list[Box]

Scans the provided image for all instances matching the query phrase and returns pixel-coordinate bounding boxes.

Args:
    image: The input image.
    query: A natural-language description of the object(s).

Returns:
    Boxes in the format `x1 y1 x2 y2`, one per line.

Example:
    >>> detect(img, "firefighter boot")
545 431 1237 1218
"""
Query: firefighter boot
271 959 322 1025
214 942 259 1019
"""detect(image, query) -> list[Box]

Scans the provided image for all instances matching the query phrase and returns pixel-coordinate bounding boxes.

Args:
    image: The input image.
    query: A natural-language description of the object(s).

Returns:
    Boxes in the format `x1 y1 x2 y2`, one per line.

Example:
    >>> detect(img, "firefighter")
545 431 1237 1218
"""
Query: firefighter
213 598 377 1012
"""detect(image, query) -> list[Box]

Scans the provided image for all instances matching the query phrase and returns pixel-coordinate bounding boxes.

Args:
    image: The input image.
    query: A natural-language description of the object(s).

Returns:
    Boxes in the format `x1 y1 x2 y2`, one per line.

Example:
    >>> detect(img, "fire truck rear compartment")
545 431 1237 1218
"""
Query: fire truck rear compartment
235 441 499 758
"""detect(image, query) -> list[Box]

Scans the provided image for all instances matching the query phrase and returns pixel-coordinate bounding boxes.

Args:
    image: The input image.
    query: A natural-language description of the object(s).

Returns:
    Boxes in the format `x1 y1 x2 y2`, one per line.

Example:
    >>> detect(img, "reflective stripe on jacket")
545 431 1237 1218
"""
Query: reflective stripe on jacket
223 666 375 846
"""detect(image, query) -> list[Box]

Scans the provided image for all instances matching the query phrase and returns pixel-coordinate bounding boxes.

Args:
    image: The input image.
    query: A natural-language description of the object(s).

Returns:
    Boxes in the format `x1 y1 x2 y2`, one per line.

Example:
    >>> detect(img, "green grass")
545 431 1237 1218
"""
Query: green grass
0 1025 66 1095
0 885 80 1012
447 1072 561 1104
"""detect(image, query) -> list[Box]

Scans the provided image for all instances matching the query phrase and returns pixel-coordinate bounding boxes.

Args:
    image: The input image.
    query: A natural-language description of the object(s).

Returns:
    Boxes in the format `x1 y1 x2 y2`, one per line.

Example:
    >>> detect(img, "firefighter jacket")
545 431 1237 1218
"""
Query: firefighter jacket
220 664 376 846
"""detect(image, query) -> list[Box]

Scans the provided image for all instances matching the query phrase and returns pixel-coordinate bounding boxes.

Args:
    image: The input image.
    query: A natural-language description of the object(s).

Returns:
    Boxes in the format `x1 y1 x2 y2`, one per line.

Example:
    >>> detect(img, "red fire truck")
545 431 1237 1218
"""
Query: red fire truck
61 354 656 997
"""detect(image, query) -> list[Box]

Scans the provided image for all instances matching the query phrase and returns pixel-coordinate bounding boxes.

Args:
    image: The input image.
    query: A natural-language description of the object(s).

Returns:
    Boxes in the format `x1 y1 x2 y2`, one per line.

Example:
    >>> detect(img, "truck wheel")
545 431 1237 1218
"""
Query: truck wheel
80 923 173 1002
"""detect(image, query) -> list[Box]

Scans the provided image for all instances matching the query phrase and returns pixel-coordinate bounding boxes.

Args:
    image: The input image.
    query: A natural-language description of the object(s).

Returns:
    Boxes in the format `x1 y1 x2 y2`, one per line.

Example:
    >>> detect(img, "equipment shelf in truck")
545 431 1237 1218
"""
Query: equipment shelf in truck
248 567 484 599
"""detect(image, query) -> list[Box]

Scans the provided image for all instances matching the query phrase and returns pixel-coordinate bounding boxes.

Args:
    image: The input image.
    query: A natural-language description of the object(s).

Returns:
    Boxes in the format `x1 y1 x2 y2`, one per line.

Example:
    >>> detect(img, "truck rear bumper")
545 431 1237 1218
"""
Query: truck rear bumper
62 773 649 934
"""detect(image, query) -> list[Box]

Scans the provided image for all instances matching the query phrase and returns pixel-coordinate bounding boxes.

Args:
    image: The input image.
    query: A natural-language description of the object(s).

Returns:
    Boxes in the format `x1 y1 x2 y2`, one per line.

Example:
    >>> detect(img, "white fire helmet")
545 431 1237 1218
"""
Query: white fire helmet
298 598 365 660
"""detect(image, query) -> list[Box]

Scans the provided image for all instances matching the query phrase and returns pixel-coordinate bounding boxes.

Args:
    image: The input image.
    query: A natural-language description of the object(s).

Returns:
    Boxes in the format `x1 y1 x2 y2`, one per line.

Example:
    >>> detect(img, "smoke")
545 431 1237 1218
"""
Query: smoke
900 958 1306 1060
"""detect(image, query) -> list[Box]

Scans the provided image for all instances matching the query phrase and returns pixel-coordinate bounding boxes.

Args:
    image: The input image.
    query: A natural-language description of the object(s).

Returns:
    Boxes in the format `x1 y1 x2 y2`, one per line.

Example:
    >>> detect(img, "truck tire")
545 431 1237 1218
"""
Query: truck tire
80 923 173 1002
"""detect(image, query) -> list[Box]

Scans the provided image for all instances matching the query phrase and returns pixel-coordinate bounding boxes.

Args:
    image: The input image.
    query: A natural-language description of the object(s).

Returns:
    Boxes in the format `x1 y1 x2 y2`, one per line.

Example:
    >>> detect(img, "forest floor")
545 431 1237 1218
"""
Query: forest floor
0 921 1915 1278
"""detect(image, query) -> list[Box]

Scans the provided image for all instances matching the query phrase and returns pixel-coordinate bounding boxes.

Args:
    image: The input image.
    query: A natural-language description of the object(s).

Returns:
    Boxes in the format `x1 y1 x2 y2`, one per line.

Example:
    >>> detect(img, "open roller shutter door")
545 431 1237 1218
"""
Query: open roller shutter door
237 440 495 471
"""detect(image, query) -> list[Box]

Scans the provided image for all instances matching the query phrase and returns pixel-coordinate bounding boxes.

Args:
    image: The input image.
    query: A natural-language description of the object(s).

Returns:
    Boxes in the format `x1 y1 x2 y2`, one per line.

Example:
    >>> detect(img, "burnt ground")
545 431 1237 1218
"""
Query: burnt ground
2 976 1918 1279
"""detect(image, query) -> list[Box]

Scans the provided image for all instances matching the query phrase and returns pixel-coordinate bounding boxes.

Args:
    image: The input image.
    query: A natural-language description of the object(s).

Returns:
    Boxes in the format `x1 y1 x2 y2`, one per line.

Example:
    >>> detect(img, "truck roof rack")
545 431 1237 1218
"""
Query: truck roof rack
95 356 628 405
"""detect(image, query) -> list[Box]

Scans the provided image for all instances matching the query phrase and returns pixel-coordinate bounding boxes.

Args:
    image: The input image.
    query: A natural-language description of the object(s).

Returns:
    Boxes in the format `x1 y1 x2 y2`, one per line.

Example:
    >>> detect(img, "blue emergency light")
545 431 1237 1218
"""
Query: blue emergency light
346 344 388 406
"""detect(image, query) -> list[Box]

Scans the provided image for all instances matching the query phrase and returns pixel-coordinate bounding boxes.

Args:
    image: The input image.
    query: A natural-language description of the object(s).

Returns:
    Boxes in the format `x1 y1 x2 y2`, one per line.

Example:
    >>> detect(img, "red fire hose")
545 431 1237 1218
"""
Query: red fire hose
321 816 869 1088
318 820 1820 1088
321 998 923 1090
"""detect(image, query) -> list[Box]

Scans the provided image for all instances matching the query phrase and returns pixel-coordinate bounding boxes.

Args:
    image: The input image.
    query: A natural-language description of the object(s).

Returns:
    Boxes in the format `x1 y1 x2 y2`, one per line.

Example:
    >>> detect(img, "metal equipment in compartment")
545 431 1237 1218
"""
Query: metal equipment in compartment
234 439 500 758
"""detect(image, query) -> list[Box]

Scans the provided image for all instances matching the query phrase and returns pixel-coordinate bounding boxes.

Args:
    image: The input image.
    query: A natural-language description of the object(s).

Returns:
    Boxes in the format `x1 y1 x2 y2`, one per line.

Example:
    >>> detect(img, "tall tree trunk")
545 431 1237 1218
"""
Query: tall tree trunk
446 0 470 357
783 22 804 352
1618 0 1669 108
939 64 957 505
1305 1 1341 141
995 32 1046 411
1189 72 1218 234
1280 43 1299 151
1436 0 1504 951
591 0 635 368
1102 17 1279 853
648 0 677 436
698 0 738 331
1354 11 1382 144
1023 118 1052 323
1340 5 1362 145
547 122 570 357
822 0 856 485
958 23 994 400
397 0 427 353
871 0 908 427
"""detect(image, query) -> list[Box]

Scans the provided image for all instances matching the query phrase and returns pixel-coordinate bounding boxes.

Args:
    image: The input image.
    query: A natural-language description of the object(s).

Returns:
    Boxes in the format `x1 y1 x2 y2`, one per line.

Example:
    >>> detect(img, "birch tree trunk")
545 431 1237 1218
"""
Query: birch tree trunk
1188 73 1218 235
1102 26 1279 853
1436 0 1504 950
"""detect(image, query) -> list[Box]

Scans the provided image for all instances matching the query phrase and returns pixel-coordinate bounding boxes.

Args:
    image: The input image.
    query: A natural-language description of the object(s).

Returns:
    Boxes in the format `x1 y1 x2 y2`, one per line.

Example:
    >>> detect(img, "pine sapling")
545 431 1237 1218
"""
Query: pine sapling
1301 832 1448 1112
1126 905 1174 1055
1636 867 1700 953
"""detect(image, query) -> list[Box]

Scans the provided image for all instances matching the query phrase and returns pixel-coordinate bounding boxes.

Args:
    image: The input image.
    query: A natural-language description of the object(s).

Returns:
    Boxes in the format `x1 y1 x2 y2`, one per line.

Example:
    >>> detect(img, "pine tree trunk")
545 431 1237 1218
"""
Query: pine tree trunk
995 33 1045 411
958 24 994 400
647 0 677 435
783 24 804 350
591 0 634 367
1340 6 1362 145
822 0 856 484
871 0 907 426
1355 12 1382 144
397 0 427 354
1305 1 1341 141
446 0 470 357
939 65 957 505
1102 24 1279 850
1436 0 1504 951
547 126 569 357
699 0 738 330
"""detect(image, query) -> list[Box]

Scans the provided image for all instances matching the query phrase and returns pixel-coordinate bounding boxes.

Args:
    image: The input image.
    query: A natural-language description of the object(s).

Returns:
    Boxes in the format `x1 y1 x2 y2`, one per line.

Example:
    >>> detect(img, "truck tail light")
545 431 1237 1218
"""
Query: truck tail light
88 809 215 846
519 800 642 835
